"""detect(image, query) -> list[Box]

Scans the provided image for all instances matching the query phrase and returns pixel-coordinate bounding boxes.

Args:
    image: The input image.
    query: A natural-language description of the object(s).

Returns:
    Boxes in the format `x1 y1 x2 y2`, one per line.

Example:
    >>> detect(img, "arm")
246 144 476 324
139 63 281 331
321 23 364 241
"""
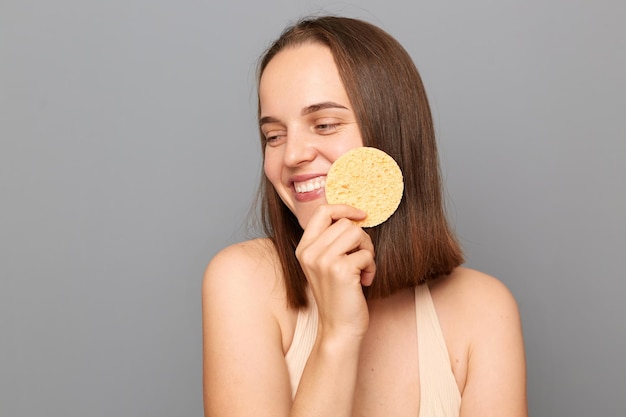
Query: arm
202 206 375 417
290 205 375 416
202 241 292 416
458 272 528 417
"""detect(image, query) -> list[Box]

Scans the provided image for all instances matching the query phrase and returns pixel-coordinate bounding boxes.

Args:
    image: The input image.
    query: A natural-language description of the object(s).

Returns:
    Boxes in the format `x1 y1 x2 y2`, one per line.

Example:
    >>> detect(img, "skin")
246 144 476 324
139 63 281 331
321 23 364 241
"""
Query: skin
202 43 527 416
260 43 365 230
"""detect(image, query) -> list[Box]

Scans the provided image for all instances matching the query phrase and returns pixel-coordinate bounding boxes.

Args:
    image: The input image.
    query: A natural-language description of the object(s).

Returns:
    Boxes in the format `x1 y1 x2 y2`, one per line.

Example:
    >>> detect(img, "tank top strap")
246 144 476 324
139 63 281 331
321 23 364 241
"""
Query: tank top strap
285 284 461 412
415 284 461 417
284 290 318 398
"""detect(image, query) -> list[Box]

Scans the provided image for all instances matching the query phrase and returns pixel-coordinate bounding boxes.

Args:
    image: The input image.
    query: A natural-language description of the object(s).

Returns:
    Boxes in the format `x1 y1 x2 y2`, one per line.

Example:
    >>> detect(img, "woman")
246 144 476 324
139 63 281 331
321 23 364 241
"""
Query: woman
202 16 527 417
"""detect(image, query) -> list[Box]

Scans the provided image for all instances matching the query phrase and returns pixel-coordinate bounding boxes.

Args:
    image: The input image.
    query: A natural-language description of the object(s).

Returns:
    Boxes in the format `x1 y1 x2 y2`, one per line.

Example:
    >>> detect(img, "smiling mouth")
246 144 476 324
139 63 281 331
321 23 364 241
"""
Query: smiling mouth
294 176 326 193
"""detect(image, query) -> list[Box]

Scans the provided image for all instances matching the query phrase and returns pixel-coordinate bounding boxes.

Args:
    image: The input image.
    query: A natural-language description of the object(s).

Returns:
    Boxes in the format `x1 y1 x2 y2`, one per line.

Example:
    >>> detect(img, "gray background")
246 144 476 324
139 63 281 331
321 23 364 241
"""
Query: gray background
1 0 624 416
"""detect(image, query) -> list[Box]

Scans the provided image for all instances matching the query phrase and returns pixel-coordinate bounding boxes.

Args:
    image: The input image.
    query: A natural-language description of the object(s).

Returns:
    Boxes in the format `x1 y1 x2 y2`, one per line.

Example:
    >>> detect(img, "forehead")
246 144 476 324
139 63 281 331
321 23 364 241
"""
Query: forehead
259 43 350 113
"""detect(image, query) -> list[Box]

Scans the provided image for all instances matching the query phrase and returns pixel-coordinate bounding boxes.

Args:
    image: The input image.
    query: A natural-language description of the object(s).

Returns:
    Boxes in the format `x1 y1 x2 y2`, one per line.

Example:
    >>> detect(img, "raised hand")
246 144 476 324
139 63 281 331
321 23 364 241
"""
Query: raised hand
296 204 376 341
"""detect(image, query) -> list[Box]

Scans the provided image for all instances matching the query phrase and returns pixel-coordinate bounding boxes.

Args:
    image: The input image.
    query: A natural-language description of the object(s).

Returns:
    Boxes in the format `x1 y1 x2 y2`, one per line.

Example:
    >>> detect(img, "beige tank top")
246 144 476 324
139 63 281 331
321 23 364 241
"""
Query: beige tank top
284 284 461 416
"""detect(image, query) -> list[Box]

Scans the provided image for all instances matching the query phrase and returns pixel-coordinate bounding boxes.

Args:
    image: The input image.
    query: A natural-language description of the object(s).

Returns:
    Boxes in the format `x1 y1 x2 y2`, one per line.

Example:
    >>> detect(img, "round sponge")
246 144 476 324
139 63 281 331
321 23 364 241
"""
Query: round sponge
325 147 404 227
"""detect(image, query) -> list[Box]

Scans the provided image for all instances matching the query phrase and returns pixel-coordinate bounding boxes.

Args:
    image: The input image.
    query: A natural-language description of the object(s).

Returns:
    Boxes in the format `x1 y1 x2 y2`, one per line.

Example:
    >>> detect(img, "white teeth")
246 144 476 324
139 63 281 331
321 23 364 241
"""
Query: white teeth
294 177 326 193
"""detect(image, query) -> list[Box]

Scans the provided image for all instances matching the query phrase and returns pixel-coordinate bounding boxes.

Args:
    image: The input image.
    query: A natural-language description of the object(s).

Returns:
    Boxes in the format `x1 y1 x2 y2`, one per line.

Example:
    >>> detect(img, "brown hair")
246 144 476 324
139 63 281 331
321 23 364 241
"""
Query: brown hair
257 16 463 308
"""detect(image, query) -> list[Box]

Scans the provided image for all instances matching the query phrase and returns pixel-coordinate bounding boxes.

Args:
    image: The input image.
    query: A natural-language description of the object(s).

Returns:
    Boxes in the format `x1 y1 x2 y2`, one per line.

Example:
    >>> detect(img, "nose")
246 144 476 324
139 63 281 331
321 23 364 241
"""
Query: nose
283 134 317 167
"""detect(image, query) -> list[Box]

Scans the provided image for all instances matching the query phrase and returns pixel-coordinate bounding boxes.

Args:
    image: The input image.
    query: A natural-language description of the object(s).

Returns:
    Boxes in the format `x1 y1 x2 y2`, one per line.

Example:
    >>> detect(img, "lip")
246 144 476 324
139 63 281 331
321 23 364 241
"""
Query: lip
289 174 327 203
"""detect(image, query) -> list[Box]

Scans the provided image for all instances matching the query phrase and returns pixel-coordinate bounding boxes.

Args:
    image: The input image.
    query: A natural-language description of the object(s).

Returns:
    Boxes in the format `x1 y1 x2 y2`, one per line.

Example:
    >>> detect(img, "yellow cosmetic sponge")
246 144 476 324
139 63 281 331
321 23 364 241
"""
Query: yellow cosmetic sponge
326 147 404 227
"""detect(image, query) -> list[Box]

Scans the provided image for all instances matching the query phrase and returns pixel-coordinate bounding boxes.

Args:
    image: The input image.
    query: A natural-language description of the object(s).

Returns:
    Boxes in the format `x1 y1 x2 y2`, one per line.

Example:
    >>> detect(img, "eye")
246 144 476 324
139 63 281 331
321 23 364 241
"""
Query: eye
263 130 287 146
314 121 340 134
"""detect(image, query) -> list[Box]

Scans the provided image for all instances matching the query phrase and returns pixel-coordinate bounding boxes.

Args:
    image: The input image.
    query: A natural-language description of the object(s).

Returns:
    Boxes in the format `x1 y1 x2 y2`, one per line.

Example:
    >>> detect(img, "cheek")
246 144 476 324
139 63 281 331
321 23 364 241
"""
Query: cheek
325 129 364 161
263 154 296 212
263 154 280 186
329 142 363 163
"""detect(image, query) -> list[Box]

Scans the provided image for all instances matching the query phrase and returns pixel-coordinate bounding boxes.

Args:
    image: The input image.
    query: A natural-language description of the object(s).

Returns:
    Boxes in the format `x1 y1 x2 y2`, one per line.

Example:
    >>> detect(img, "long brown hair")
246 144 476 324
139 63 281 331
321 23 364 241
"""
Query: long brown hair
257 16 463 308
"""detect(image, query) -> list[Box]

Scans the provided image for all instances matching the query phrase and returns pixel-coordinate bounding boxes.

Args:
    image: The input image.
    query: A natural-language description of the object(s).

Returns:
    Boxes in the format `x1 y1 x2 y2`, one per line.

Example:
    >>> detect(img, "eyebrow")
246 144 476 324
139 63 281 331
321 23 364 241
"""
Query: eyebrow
259 101 349 126
301 101 348 116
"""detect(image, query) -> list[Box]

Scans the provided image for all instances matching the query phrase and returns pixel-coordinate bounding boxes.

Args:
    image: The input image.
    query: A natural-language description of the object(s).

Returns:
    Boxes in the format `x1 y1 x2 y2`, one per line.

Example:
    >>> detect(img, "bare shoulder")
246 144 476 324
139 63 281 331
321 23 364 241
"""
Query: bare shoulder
204 237 278 278
203 238 283 299
429 267 520 321
202 237 292 348
428 267 523 356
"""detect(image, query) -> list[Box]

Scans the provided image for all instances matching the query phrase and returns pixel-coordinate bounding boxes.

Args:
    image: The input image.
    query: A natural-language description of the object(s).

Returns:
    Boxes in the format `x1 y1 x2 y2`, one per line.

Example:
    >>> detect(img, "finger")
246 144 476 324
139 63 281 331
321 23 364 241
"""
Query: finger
302 204 366 241
320 218 374 259
348 249 376 287
360 261 376 287
297 219 364 268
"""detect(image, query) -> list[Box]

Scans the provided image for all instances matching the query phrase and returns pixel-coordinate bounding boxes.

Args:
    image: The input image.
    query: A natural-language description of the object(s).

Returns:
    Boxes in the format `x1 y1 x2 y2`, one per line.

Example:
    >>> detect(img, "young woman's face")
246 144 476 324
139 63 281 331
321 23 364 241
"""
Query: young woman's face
259 43 363 229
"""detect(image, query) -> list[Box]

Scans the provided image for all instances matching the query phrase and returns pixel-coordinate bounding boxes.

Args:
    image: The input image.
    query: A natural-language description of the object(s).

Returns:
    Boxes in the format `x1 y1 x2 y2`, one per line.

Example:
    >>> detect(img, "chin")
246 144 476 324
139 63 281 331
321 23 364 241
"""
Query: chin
282 196 325 231
294 213 311 230
292 206 318 231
